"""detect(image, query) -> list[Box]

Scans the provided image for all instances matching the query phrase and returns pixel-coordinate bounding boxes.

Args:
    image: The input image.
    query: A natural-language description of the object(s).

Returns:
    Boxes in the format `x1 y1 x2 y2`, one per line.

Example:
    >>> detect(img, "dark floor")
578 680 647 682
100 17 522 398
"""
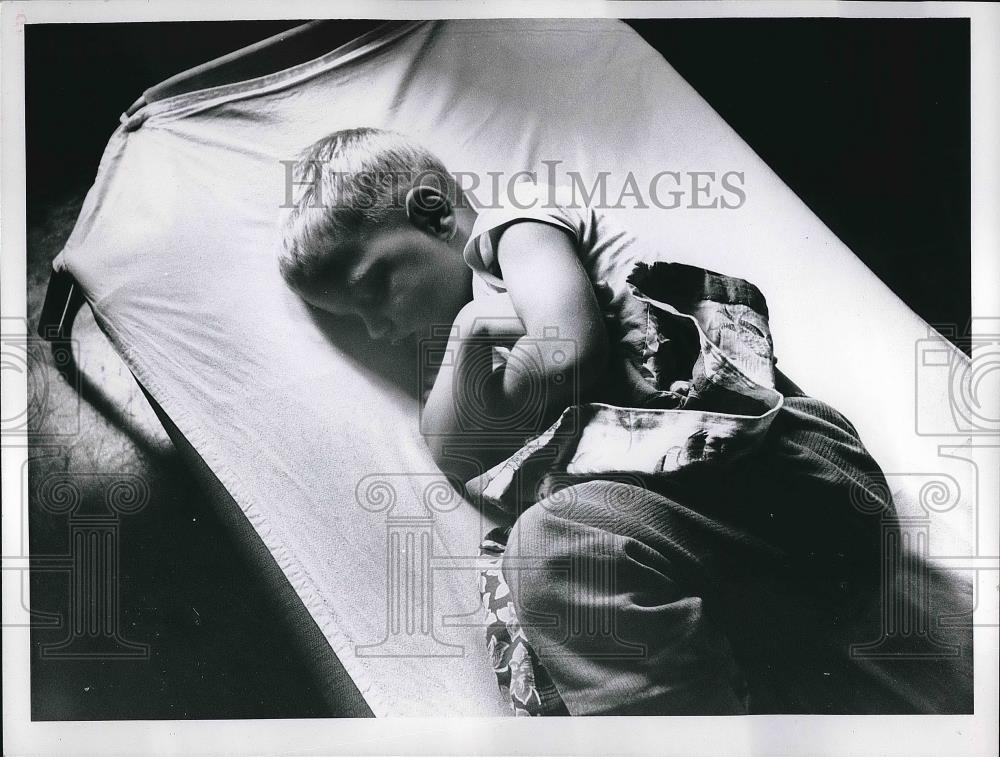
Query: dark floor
25 20 368 721
627 19 970 339
27 194 336 719
23 19 971 720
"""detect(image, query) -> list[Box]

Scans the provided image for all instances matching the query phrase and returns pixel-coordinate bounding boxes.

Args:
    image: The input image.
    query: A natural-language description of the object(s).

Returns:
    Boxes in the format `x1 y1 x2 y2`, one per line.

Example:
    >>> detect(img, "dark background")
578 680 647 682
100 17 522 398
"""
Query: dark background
24 18 970 719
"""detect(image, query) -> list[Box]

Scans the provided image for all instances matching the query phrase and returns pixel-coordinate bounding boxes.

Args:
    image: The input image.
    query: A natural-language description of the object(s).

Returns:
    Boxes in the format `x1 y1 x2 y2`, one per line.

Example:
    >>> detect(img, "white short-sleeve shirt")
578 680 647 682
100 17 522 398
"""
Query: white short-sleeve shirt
462 181 638 300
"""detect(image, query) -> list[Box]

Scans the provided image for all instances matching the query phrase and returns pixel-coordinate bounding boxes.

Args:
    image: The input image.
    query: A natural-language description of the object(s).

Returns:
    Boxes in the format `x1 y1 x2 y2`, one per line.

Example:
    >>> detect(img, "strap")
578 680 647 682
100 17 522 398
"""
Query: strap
37 267 86 341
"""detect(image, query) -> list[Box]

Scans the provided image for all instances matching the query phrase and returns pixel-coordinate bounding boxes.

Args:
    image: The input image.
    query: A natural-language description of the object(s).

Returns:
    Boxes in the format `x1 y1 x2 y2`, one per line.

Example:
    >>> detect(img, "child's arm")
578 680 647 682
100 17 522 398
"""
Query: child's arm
422 293 527 480
492 220 608 414
423 221 608 481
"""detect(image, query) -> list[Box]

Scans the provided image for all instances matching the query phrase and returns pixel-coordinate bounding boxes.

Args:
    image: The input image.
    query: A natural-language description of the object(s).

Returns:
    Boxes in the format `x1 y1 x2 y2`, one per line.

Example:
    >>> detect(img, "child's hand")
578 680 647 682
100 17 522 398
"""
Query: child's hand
458 293 526 346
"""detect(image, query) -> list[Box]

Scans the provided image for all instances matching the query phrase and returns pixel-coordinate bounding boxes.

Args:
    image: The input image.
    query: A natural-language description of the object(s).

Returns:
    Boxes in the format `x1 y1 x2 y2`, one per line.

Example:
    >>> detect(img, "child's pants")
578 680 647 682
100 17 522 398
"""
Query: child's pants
486 395 973 715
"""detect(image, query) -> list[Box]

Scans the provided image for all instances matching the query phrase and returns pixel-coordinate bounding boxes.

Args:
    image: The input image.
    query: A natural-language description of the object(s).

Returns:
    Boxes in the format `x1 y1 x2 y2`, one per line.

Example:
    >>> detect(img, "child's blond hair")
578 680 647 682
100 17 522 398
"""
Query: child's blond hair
278 127 458 289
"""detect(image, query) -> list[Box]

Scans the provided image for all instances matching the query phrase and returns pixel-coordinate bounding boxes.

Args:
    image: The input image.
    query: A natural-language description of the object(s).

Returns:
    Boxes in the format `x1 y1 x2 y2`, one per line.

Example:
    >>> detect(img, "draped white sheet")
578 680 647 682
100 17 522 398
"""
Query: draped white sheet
55 19 974 716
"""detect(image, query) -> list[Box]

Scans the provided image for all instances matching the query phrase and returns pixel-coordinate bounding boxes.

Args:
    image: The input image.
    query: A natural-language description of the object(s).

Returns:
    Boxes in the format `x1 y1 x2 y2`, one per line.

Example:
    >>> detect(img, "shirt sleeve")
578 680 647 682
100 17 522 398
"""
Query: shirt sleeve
461 181 584 293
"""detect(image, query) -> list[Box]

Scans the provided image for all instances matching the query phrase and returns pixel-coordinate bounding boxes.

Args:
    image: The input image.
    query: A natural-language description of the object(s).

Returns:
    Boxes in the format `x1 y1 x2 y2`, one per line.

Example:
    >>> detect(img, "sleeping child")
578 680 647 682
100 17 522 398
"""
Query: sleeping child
278 127 785 493
277 127 896 715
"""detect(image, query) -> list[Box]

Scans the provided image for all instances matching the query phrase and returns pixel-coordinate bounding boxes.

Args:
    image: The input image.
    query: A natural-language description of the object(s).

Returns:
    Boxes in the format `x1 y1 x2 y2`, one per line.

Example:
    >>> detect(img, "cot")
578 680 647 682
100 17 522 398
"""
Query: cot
40 18 978 716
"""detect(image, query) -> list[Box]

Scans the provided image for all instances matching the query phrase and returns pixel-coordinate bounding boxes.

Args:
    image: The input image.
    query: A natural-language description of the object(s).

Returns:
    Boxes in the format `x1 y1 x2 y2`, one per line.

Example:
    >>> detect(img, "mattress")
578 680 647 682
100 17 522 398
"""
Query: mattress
50 18 978 716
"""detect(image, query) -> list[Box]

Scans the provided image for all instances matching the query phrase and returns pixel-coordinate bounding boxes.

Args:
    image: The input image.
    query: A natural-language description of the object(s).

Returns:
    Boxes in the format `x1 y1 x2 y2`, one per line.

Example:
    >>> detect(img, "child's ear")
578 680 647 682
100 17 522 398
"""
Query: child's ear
405 185 456 240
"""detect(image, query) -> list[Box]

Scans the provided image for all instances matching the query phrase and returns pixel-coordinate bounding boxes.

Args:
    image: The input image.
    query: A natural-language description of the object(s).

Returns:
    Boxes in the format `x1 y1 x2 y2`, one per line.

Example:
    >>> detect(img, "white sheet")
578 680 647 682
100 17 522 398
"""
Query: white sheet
55 19 976 716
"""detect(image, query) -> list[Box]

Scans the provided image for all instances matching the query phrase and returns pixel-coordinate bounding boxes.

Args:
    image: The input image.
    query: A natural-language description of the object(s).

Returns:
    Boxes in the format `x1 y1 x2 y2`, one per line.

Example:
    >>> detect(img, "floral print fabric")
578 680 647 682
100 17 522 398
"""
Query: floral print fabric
479 526 568 716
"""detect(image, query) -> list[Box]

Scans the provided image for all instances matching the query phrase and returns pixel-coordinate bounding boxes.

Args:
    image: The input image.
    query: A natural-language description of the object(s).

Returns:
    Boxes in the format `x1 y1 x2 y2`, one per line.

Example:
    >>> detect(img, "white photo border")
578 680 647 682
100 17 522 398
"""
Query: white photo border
3 2 998 755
